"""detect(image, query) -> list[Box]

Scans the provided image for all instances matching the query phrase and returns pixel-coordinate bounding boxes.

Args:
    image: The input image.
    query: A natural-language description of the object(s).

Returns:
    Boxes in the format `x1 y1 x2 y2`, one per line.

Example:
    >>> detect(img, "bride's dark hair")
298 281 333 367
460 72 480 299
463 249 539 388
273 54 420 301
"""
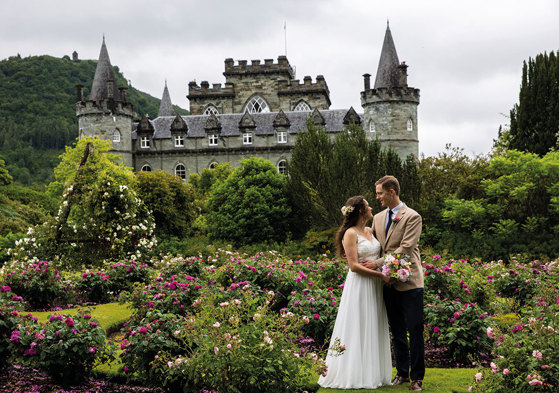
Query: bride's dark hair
335 195 366 257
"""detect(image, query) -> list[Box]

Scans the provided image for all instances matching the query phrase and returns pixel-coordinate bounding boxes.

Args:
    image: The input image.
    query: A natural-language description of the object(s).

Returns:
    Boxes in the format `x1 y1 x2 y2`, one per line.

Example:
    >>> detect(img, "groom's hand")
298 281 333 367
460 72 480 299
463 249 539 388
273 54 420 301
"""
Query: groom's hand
362 259 378 270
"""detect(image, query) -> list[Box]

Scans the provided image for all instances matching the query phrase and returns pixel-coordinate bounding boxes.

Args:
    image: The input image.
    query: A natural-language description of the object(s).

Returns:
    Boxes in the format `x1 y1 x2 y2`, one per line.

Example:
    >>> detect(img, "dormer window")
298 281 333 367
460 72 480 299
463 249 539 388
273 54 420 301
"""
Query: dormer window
407 118 413 132
208 134 218 146
243 132 253 145
293 101 311 112
244 96 270 113
140 136 150 148
175 135 184 147
204 105 219 115
277 131 287 144
141 164 152 172
112 129 121 142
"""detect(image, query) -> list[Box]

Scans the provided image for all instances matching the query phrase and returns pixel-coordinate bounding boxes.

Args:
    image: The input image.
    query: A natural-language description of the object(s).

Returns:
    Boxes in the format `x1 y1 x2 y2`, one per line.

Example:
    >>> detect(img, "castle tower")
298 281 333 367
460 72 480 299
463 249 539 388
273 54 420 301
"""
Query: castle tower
361 23 420 160
76 37 135 167
158 81 175 117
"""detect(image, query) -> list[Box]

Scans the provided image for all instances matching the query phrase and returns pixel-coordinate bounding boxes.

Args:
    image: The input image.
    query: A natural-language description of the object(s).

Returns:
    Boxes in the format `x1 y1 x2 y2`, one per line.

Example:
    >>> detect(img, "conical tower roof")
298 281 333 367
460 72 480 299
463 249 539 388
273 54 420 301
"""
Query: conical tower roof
374 23 401 89
90 36 120 101
158 81 175 117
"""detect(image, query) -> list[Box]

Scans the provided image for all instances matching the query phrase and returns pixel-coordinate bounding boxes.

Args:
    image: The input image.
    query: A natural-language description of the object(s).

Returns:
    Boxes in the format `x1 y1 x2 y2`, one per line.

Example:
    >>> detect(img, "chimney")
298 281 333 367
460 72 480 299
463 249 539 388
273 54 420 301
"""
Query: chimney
363 73 371 91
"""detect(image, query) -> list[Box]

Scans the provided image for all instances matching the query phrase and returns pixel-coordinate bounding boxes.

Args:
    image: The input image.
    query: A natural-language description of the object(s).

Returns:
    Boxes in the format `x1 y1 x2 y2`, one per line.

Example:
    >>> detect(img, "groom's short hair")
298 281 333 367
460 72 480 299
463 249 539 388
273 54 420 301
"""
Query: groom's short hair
376 175 400 195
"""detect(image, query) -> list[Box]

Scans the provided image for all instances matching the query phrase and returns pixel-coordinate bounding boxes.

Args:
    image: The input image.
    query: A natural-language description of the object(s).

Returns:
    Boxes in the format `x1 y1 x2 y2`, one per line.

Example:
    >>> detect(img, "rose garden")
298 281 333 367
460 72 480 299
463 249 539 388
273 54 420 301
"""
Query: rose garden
1 127 559 392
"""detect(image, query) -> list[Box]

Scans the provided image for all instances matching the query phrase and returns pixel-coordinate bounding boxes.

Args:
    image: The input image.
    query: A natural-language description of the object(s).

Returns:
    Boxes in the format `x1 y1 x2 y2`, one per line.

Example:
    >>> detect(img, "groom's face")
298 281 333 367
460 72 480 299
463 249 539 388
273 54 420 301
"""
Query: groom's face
376 184 394 208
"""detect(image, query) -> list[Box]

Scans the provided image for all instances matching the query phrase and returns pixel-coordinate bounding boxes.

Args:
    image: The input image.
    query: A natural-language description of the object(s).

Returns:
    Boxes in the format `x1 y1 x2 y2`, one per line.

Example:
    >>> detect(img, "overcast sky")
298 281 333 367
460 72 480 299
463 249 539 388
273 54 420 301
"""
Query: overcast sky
1 0 558 157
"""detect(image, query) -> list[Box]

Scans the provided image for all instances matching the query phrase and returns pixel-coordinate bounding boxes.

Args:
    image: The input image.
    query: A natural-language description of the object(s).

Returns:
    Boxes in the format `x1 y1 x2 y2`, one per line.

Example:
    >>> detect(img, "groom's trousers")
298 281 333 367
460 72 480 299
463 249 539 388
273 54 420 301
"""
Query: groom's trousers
383 286 425 381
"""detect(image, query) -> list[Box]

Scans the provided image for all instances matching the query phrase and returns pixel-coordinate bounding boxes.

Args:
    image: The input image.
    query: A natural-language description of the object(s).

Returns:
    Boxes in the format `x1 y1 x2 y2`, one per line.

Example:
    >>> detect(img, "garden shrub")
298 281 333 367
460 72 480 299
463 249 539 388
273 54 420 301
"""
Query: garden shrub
2 259 74 309
207 157 291 246
149 289 324 393
0 285 26 369
424 298 492 366
9 309 115 385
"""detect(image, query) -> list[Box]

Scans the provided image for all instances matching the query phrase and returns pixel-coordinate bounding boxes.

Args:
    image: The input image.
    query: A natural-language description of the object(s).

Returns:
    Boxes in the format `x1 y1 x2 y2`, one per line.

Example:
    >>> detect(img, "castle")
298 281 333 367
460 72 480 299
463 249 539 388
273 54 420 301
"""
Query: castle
76 24 420 179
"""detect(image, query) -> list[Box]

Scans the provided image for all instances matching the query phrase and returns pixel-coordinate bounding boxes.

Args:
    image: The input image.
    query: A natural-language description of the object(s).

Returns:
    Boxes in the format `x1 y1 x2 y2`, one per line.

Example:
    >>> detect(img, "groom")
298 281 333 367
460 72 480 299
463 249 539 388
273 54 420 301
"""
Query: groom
363 175 425 391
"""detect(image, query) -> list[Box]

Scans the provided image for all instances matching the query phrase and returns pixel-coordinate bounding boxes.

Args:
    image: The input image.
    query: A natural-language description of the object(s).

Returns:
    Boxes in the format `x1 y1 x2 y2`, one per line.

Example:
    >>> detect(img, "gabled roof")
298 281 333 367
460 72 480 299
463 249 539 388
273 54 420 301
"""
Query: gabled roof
133 109 364 140
158 81 175 117
90 37 120 101
374 23 401 89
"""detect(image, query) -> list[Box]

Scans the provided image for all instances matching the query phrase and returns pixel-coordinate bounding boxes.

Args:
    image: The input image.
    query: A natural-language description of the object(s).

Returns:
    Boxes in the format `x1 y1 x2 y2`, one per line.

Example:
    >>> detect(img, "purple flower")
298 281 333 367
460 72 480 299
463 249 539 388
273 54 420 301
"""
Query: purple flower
65 317 74 327
89 347 96 354
433 326 440 333
10 331 21 343
313 313 320 320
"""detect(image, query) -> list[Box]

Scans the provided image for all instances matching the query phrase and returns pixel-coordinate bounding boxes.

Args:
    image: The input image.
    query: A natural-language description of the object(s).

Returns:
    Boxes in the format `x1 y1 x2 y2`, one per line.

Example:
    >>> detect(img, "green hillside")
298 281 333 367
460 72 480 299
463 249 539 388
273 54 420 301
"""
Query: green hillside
0 54 188 186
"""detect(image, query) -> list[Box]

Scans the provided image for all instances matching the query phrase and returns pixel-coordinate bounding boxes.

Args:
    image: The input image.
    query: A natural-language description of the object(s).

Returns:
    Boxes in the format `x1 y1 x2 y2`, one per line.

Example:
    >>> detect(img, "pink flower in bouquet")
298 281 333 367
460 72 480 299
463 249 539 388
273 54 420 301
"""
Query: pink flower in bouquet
397 269 409 281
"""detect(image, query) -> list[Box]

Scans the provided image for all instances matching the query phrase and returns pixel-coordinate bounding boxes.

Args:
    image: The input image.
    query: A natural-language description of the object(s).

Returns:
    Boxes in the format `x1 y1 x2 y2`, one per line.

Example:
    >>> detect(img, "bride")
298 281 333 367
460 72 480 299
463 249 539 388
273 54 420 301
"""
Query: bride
318 195 392 389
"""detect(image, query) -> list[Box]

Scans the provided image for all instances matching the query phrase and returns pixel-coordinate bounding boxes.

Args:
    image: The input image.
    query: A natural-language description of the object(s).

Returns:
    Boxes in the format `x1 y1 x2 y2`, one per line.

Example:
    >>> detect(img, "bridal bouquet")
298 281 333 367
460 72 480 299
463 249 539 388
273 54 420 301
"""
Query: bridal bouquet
382 253 412 282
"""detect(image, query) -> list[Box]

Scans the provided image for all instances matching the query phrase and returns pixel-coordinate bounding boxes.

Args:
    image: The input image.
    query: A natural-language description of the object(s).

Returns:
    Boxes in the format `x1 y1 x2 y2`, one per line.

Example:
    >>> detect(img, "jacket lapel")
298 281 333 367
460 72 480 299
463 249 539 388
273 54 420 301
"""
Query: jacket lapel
384 204 408 248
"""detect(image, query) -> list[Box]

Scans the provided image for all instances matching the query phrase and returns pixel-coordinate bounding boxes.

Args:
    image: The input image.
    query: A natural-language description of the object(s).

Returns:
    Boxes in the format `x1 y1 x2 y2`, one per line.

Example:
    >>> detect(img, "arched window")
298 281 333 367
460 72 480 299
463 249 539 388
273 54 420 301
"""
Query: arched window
407 118 413 132
141 164 152 172
277 160 287 175
175 164 186 180
112 129 121 142
204 105 219 116
293 101 311 112
209 162 218 170
244 96 270 113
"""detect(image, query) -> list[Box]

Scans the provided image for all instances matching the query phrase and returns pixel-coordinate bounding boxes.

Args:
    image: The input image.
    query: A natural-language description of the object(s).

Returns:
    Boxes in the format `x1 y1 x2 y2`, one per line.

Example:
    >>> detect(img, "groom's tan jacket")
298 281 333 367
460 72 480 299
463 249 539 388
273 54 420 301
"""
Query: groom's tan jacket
372 203 424 291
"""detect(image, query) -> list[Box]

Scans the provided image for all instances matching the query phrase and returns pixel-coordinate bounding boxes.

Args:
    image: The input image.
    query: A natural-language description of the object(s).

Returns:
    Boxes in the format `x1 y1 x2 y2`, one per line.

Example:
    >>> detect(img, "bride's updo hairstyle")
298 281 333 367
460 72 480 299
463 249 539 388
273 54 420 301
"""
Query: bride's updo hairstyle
335 195 366 257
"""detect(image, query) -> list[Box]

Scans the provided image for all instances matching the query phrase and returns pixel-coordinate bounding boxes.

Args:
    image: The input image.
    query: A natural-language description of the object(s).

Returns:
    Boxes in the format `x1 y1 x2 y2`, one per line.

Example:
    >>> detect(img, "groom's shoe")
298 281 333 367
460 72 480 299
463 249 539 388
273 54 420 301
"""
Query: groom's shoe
410 380 423 391
391 375 410 385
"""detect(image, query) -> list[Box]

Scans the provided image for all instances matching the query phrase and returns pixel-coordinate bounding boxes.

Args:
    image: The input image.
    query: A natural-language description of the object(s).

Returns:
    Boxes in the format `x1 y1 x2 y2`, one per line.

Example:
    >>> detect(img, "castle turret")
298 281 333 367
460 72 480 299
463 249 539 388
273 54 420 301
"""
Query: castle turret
158 81 175 117
76 37 135 167
361 23 420 159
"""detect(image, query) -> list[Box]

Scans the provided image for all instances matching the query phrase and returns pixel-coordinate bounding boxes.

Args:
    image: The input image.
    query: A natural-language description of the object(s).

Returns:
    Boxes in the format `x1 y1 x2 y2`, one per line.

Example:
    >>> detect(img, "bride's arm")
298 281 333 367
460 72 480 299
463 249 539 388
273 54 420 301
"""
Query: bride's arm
344 229 389 281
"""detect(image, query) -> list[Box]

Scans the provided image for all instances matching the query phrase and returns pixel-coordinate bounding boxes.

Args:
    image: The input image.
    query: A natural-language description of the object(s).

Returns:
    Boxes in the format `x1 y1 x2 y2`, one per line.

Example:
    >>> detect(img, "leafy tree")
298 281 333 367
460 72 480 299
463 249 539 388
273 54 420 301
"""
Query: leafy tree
0 158 12 186
287 120 420 232
206 157 291 246
137 170 196 238
11 137 156 268
506 51 559 155
437 150 559 259
417 145 489 246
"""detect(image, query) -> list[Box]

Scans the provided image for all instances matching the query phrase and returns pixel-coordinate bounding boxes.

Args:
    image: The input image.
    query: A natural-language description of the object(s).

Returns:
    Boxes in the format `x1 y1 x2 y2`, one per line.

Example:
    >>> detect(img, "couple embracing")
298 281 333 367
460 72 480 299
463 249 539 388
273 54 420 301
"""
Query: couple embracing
318 176 425 391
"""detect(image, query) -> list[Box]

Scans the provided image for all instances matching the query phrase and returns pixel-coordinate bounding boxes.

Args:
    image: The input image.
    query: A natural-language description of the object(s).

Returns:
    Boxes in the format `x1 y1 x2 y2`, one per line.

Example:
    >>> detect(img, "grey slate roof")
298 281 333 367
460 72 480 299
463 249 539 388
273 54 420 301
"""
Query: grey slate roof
374 24 401 89
158 82 175 117
90 37 121 101
132 109 364 140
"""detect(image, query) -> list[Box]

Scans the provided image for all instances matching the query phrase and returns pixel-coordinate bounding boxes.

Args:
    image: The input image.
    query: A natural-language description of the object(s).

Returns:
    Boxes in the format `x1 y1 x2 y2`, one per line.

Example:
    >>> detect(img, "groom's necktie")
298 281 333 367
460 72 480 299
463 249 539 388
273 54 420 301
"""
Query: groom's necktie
385 209 393 236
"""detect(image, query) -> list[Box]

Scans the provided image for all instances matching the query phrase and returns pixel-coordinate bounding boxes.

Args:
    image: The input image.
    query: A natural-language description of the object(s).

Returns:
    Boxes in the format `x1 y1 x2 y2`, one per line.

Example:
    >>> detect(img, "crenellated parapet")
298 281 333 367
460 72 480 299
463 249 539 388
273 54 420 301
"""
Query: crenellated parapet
360 86 420 104
76 99 135 117
187 81 235 99
278 75 330 96
223 56 294 78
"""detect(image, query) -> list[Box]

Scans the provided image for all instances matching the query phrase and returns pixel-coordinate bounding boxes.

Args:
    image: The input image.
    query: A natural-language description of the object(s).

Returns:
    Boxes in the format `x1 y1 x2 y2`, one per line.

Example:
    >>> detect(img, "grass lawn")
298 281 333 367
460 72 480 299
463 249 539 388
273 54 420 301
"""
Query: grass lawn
316 368 477 392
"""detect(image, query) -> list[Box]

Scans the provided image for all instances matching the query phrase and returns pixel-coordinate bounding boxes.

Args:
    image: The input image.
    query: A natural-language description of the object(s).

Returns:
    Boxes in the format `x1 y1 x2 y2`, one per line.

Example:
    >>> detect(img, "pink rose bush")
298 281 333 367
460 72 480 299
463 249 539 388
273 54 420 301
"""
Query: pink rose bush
8 309 114 385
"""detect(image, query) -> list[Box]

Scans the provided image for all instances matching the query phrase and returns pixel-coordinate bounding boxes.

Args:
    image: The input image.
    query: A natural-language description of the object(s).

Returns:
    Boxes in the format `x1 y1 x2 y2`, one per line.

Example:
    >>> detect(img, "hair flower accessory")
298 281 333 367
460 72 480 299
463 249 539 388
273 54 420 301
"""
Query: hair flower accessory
341 205 354 216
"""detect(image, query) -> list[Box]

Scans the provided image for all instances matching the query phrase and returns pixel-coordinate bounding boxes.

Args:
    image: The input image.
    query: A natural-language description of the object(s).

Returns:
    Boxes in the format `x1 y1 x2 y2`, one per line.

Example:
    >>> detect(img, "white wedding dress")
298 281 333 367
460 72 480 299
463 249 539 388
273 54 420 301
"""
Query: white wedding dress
318 234 392 389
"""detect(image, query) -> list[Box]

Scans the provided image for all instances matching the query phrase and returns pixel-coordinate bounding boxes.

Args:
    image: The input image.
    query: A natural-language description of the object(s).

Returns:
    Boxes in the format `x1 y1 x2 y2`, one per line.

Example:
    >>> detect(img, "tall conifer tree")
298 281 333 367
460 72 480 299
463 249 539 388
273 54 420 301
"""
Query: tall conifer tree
509 51 559 155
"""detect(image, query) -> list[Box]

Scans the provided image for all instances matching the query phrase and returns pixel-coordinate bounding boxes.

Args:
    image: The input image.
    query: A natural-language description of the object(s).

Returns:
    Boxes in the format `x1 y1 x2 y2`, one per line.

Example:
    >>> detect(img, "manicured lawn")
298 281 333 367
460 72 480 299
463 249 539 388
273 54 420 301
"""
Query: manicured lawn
33 302 132 331
316 368 476 392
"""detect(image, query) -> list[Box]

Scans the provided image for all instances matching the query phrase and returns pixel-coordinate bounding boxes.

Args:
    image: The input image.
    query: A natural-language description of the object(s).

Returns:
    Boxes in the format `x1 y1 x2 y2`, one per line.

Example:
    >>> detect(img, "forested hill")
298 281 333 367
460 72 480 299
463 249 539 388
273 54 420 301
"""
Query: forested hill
0 54 188 186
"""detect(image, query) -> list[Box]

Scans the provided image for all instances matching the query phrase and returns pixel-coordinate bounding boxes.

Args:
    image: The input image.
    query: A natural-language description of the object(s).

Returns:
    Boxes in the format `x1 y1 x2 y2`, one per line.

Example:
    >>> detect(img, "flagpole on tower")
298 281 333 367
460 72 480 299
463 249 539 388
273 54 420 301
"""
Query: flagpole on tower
284 21 287 56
